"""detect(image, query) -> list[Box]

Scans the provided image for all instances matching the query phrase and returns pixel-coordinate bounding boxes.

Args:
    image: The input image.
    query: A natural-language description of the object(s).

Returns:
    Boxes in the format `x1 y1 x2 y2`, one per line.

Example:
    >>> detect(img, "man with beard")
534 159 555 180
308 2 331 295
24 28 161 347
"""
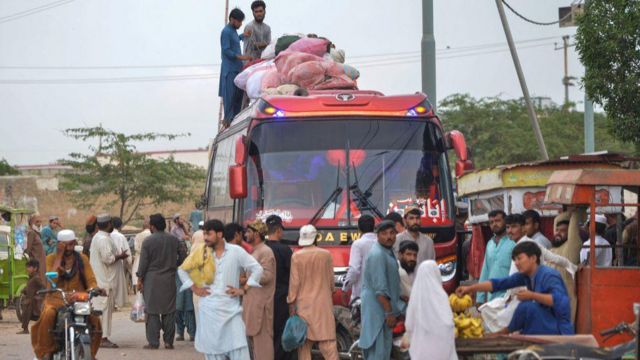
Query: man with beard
243 1 271 60
477 210 515 304
137 214 187 350
220 8 252 126
397 240 418 301
549 217 581 321
394 207 435 266
360 220 404 360
31 230 104 359
178 219 263 360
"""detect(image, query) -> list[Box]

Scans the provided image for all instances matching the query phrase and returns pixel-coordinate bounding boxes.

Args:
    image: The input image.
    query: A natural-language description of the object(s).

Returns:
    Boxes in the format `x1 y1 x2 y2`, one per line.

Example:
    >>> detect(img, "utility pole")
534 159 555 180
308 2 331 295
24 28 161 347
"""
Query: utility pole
495 0 549 161
582 0 594 153
421 0 436 110
562 35 570 105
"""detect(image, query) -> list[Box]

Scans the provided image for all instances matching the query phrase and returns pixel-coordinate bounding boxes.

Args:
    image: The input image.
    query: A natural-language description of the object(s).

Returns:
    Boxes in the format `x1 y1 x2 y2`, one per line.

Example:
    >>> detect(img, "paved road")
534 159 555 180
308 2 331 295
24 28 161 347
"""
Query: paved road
0 300 202 360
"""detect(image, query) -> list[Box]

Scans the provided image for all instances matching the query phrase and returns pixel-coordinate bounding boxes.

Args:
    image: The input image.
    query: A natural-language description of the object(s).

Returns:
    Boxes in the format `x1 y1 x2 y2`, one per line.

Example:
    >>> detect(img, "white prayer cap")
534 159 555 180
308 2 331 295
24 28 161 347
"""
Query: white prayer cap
173 213 181 220
96 213 111 223
57 229 77 242
594 214 607 225
299 224 318 247
48 215 59 221
198 221 204 226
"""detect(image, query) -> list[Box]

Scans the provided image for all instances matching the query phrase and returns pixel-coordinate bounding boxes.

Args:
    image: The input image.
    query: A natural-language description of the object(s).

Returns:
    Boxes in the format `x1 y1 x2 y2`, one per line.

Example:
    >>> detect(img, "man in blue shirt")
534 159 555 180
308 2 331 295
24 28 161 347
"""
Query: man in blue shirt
359 220 404 360
220 8 253 127
457 241 574 335
477 210 515 304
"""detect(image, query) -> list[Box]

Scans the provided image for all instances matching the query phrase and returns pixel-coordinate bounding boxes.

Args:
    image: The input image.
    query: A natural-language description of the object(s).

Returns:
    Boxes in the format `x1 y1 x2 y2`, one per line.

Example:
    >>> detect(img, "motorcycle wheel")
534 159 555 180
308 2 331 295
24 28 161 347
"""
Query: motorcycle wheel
74 334 92 360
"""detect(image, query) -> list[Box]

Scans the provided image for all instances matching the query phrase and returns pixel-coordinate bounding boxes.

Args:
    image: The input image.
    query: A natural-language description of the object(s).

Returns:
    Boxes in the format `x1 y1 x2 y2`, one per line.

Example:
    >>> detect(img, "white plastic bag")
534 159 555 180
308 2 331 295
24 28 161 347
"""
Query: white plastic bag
130 292 146 323
261 42 276 59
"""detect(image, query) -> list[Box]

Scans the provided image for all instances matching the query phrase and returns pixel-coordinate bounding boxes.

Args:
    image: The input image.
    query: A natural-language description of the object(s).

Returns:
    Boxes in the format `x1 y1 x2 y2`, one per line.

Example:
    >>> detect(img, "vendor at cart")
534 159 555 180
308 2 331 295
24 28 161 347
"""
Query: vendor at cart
456 242 574 335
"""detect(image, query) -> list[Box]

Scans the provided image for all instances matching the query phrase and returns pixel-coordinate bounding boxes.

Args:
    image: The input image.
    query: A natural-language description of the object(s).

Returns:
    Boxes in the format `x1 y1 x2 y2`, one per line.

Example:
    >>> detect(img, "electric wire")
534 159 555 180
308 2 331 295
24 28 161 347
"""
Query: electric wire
0 0 75 25
501 0 577 26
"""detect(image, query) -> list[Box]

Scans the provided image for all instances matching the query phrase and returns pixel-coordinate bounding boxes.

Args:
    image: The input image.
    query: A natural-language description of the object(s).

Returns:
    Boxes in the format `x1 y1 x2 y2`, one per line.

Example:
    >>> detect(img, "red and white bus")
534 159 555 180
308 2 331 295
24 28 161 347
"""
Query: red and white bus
204 90 472 297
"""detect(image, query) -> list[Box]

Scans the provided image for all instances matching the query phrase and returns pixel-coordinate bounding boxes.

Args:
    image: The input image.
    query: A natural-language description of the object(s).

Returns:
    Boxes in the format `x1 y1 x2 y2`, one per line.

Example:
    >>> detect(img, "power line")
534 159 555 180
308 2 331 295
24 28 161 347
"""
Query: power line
0 0 75 25
501 0 575 26
0 73 219 85
0 35 566 71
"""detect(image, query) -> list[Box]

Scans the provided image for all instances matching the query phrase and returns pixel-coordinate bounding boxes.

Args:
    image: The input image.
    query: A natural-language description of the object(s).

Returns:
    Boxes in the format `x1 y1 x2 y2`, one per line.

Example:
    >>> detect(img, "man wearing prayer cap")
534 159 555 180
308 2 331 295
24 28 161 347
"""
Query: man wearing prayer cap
360 219 404 360
287 224 338 359
31 229 104 359
580 214 613 266
90 214 128 348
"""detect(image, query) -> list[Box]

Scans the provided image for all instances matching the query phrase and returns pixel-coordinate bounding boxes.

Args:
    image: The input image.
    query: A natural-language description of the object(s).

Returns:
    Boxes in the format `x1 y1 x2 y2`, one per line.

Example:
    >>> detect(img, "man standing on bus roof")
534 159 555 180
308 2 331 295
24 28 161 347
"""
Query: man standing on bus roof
265 215 294 360
220 8 252 127
523 210 552 249
393 206 435 265
243 1 271 60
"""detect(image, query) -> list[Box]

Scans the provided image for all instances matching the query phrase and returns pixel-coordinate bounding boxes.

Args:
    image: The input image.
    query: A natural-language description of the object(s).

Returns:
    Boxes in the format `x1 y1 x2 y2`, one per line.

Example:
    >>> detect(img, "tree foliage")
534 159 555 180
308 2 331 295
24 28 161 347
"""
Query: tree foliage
575 0 640 151
0 158 20 176
439 94 634 168
60 126 206 224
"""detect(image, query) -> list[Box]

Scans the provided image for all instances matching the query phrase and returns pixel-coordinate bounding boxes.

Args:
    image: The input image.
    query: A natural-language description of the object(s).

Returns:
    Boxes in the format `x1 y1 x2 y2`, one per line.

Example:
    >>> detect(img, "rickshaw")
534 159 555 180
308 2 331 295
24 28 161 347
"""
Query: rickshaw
0 206 34 320
544 168 640 347
456 154 623 279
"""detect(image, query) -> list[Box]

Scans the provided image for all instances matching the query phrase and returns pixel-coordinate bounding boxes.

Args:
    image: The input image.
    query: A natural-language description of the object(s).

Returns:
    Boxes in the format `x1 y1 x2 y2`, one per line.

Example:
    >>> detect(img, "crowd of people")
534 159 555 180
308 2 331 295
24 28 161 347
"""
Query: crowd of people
13 200 639 360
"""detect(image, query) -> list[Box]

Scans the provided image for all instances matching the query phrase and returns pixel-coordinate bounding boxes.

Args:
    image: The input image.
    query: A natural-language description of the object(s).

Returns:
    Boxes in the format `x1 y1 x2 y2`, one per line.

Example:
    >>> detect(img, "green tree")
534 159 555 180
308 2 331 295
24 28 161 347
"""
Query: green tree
575 0 640 153
0 158 20 176
439 94 633 168
60 126 206 224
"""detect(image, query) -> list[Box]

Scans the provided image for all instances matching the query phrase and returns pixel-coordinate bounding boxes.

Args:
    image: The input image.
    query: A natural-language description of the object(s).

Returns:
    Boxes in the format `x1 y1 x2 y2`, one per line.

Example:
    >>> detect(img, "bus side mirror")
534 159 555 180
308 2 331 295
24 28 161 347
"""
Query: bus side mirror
229 165 247 199
446 130 474 177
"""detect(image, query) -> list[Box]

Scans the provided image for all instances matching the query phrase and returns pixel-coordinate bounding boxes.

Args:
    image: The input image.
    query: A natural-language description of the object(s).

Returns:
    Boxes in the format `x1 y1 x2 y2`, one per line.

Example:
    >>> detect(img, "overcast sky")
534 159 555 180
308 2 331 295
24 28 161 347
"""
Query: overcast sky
0 0 584 165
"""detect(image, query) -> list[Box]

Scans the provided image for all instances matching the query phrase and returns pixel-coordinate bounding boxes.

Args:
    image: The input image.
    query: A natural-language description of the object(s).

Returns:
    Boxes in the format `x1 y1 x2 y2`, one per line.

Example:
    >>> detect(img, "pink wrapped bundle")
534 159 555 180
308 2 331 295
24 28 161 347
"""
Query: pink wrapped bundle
234 60 274 90
287 37 330 57
261 68 283 91
321 61 345 77
289 61 327 89
275 50 323 82
313 74 357 90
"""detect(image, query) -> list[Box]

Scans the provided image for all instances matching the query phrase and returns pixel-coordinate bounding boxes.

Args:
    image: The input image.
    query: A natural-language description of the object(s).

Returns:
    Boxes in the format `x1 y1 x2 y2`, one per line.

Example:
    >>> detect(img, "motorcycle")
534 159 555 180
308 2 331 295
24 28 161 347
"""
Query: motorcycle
36 283 102 360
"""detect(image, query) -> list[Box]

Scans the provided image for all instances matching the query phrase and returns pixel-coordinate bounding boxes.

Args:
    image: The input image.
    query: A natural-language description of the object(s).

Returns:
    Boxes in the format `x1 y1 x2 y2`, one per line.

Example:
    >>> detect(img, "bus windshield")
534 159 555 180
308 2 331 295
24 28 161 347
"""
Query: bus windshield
243 118 454 237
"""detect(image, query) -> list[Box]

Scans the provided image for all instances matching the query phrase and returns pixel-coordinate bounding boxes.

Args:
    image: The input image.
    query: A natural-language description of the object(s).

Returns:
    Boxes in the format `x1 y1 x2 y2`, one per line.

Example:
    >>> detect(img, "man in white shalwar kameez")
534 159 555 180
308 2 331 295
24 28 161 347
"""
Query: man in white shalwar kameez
111 217 132 308
132 219 151 286
90 214 129 348
178 219 263 360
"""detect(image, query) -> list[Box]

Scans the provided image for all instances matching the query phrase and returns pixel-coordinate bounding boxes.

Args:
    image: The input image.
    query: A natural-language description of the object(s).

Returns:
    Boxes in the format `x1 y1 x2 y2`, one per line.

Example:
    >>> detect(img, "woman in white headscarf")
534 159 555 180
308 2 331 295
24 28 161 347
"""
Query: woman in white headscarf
403 260 457 360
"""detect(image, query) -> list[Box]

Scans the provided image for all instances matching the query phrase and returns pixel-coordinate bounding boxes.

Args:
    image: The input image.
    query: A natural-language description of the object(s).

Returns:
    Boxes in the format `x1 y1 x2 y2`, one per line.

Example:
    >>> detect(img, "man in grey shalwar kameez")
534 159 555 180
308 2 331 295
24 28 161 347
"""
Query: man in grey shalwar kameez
136 213 187 350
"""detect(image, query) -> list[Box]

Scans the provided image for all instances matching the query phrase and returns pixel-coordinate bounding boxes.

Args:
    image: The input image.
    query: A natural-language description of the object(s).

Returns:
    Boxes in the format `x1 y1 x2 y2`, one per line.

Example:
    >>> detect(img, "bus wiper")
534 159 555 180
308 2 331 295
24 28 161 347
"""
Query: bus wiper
309 161 342 226
350 161 385 220
309 186 343 226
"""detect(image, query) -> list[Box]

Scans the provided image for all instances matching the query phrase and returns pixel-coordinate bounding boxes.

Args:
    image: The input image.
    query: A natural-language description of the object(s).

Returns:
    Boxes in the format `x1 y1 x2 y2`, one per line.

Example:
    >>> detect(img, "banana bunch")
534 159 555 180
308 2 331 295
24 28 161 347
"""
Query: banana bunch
449 294 483 339
448 294 473 313
453 313 484 339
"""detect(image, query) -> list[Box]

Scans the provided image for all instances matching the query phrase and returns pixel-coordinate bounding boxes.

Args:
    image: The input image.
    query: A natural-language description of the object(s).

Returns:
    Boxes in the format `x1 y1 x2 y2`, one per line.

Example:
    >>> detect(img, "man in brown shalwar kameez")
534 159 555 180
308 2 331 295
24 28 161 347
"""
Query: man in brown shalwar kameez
26 215 47 283
243 219 276 360
287 224 338 360
31 229 103 359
